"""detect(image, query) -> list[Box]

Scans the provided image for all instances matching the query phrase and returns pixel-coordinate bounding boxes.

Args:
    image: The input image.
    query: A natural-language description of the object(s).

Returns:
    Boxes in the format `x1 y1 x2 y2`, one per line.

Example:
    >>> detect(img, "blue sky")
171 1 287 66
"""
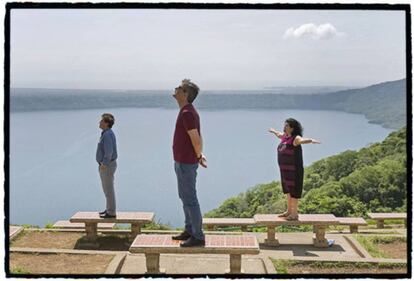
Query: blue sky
10 9 406 90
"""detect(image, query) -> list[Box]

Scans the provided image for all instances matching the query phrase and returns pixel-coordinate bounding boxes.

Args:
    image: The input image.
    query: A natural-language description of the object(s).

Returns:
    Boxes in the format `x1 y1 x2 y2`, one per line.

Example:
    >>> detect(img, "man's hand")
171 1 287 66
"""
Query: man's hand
198 153 208 168
100 164 107 171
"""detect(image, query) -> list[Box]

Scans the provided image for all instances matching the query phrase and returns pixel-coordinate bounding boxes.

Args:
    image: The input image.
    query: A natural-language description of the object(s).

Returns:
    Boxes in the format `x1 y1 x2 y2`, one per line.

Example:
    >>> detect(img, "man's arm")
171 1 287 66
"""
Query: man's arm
187 129 202 159
187 129 207 168
101 133 114 166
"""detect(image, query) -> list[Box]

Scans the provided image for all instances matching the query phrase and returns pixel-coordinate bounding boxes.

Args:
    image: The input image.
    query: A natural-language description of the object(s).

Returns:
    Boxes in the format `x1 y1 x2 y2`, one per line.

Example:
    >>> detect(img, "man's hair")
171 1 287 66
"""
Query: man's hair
102 113 115 128
182 79 200 103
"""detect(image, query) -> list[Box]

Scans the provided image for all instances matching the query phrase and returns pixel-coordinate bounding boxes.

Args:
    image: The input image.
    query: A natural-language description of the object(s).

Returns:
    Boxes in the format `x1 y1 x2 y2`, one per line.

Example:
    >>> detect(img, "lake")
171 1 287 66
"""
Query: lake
10 108 392 227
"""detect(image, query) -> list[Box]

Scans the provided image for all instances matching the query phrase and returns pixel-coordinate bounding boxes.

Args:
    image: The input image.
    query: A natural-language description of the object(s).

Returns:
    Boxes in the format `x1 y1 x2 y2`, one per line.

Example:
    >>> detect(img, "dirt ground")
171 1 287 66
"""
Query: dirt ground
377 241 407 259
285 264 407 274
11 231 131 251
10 253 114 274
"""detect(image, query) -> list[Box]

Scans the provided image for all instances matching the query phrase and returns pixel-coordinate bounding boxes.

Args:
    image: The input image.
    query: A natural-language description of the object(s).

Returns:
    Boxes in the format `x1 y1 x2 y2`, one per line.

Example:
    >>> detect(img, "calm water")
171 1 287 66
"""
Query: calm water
10 108 392 227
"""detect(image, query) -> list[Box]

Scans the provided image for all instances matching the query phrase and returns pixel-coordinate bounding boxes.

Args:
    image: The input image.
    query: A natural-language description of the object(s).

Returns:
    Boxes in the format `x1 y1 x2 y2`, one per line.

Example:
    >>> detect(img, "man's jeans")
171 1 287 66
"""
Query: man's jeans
174 161 205 241
99 160 117 216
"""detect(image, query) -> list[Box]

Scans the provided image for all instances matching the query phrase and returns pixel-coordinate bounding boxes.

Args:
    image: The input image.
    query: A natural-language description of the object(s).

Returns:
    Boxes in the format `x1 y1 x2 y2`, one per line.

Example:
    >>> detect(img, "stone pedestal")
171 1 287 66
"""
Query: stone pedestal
225 254 244 274
130 223 141 241
85 222 98 240
145 253 165 274
206 225 215 231
350 225 359 233
264 226 279 246
376 219 385 229
81 223 99 248
313 225 328 248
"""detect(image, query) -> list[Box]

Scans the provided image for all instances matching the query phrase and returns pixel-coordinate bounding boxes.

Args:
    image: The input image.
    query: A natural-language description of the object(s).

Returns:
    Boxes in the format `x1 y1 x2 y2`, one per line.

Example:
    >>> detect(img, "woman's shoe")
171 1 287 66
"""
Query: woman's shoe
278 211 290 217
285 214 299 221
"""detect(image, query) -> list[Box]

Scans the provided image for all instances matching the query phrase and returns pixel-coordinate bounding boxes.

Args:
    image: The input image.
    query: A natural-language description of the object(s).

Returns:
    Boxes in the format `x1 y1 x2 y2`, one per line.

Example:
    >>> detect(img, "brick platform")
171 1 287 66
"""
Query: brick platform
129 234 260 274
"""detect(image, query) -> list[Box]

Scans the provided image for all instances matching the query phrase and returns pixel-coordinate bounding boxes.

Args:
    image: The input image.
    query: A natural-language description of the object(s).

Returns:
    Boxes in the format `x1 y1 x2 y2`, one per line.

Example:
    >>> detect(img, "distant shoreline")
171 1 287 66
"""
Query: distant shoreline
10 78 406 130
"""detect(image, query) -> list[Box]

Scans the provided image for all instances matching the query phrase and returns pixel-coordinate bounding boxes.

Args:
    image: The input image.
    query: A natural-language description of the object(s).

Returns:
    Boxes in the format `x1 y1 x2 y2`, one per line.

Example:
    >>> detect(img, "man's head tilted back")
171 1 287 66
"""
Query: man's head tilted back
181 79 200 103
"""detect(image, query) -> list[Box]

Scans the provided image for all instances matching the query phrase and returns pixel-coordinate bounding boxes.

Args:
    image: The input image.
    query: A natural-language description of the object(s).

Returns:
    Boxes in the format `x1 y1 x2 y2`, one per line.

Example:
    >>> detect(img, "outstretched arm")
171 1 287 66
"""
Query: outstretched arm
294 136 321 146
268 128 284 139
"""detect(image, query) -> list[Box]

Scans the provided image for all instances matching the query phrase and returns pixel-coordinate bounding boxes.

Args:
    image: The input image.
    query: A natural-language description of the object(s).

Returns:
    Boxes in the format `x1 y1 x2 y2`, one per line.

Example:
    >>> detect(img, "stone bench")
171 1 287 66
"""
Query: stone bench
9 226 23 240
368 213 407 228
53 220 116 229
70 211 154 244
254 214 338 247
129 234 260 274
202 218 255 232
336 217 367 233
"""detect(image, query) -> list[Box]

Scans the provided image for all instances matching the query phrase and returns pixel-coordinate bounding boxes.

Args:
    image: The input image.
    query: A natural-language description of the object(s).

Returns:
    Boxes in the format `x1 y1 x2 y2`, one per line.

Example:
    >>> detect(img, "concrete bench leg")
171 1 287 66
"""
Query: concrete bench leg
241 226 247 232
226 254 244 274
206 225 215 231
145 253 165 274
130 223 141 241
350 225 358 233
313 225 328 248
82 223 99 248
376 219 384 229
404 219 407 228
264 226 279 246
85 223 98 241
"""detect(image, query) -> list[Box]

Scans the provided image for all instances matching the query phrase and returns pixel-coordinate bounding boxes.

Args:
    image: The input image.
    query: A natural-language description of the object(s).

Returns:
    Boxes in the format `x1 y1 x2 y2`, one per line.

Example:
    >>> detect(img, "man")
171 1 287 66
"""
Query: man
96 113 118 218
172 79 207 247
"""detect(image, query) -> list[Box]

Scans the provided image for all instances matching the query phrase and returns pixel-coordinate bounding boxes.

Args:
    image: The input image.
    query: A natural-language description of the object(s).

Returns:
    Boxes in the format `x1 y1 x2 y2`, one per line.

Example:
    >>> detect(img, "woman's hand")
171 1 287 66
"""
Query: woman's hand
269 128 283 138
310 138 321 144
268 128 281 135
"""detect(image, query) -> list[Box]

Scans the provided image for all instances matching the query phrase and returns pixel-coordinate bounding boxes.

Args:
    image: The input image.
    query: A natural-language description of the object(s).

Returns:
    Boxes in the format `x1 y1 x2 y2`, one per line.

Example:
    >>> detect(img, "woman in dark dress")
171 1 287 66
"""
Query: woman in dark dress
268 118 321 220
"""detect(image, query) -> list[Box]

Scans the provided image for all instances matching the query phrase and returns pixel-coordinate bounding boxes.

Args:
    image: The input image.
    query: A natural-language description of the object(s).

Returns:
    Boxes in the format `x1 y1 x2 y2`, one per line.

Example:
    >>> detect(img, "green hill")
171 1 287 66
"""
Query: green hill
204 126 407 218
320 78 406 129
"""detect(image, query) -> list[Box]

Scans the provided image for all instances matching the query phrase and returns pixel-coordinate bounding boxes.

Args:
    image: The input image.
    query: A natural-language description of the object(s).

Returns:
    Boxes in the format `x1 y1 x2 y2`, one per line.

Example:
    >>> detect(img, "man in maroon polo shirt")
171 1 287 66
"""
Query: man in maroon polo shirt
171 79 207 247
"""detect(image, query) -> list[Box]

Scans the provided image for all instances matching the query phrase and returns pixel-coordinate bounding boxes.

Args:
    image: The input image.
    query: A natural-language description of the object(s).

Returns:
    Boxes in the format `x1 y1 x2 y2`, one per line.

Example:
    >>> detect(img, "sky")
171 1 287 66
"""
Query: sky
10 8 406 90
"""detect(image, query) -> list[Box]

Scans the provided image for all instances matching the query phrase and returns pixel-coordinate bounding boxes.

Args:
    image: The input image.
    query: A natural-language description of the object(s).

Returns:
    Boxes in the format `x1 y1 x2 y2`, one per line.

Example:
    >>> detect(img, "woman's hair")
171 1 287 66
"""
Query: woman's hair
285 118 303 137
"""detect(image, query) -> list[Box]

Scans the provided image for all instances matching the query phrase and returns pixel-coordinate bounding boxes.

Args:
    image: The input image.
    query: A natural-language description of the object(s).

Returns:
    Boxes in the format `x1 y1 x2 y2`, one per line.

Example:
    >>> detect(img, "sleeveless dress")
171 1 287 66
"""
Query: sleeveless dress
277 134 304 198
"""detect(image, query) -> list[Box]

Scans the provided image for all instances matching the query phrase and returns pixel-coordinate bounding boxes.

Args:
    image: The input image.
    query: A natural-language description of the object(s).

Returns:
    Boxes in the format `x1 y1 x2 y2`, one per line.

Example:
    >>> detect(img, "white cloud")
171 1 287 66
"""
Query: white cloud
283 23 345 40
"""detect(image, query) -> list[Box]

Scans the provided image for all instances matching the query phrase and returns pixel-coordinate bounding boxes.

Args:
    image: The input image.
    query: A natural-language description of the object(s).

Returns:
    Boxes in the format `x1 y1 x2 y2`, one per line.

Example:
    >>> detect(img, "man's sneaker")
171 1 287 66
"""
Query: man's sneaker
180 236 205 247
99 210 106 215
172 231 192 241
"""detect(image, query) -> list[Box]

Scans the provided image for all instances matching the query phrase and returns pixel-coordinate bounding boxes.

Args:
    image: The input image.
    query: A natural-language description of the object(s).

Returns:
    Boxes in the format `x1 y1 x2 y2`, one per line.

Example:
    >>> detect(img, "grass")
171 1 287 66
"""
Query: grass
142 221 172 230
366 219 405 227
44 222 54 229
21 224 40 229
10 266 30 274
353 235 406 258
271 259 406 274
